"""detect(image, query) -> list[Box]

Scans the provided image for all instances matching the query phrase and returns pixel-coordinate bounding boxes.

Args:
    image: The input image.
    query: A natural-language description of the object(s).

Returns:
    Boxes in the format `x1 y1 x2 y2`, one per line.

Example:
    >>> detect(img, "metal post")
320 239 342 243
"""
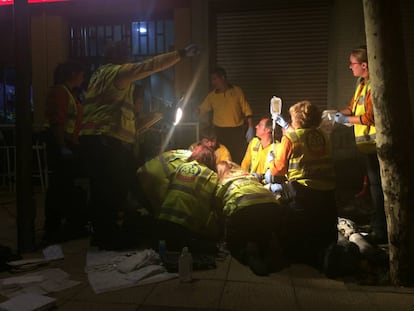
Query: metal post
14 0 36 252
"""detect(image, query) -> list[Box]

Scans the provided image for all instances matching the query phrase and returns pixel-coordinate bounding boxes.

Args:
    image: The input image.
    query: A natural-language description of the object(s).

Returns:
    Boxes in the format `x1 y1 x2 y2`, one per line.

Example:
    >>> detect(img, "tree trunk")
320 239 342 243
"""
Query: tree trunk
363 0 414 286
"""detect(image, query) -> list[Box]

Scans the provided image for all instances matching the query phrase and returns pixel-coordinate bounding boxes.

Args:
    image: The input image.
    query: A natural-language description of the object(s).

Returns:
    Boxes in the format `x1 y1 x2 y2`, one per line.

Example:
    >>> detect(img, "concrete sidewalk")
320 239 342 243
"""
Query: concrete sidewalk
1 190 414 311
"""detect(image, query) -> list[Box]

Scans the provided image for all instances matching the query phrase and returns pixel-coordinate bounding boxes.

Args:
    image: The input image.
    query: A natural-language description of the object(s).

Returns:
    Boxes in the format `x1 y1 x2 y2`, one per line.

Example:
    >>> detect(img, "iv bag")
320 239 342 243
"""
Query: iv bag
270 96 282 117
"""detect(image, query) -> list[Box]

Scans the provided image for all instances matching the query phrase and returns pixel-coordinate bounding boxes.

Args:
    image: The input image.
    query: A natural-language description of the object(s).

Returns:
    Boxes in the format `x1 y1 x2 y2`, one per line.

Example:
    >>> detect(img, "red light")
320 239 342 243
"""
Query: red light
29 0 69 2
0 0 69 5
0 0 13 5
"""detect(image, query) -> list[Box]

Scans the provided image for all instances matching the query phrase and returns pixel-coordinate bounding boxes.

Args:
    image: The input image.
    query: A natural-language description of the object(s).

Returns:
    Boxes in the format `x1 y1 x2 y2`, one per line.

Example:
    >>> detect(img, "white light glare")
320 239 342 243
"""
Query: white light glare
174 107 183 125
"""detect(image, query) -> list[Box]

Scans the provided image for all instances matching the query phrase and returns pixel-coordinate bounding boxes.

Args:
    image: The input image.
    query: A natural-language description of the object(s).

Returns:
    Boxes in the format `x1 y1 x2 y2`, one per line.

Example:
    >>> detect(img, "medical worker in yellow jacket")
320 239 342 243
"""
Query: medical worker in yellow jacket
334 45 386 244
266 101 337 270
79 40 200 250
156 144 220 252
43 61 87 243
241 116 285 193
136 149 192 216
216 160 287 276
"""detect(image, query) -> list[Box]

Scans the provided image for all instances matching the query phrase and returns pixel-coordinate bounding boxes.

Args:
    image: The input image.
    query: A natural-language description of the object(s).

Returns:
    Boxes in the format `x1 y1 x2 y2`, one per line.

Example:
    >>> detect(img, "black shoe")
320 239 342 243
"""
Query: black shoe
263 235 289 273
246 253 269 276
245 242 269 276
323 243 341 278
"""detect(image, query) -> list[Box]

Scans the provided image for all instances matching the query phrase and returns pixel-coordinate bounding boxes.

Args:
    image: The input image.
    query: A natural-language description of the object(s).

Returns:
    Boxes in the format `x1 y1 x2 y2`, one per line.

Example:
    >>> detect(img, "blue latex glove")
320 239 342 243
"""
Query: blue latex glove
266 150 275 163
334 112 349 124
264 169 274 184
181 44 200 57
265 183 283 193
245 126 255 143
275 115 289 129
251 173 262 181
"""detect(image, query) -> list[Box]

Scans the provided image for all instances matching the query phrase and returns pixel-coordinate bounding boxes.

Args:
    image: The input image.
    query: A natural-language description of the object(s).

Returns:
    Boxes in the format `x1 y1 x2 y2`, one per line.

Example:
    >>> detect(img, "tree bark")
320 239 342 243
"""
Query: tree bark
363 0 414 286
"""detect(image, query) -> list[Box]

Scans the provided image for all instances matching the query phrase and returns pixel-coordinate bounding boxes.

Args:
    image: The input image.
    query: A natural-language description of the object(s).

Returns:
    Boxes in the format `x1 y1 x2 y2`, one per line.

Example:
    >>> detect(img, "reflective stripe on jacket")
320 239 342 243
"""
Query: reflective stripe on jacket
80 64 136 143
285 128 335 190
352 79 376 154
61 85 79 137
241 137 275 175
137 149 191 216
80 51 181 143
216 170 277 217
44 84 81 145
159 160 219 238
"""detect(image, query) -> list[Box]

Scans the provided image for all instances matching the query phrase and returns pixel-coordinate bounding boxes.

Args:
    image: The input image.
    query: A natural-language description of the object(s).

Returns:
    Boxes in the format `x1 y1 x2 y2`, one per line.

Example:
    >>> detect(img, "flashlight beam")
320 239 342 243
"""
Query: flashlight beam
160 64 203 153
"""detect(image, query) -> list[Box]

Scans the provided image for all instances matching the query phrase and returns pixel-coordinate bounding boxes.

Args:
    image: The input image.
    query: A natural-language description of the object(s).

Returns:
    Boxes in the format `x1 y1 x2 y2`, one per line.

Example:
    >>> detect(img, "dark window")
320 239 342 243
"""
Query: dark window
69 18 177 115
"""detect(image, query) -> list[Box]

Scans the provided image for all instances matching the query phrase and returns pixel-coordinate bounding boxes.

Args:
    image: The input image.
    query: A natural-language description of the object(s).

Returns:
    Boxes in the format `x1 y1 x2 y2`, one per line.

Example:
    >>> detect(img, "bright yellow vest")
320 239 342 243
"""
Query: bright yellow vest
61 85 78 137
159 160 219 238
137 149 191 216
285 128 335 190
80 64 136 143
352 78 376 154
242 137 274 175
216 170 277 217
80 51 181 143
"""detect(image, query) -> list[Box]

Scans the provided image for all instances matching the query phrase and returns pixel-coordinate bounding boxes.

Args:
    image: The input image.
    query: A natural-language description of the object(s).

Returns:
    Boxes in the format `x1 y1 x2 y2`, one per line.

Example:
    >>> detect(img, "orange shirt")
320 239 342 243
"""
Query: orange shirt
269 135 292 176
346 78 375 126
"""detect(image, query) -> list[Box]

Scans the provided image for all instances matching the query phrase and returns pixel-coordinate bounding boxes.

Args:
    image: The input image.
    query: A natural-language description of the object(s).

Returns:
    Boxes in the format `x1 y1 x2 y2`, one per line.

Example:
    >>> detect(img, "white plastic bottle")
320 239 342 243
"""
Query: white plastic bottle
178 246 193 282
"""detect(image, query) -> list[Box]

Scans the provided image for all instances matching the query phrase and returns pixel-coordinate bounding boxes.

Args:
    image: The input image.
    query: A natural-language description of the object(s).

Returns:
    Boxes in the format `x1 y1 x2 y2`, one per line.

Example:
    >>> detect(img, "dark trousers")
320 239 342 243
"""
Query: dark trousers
44 132 87 239
214 125 246 164
79 135 136 244
283 181 338 268
225 203 284 262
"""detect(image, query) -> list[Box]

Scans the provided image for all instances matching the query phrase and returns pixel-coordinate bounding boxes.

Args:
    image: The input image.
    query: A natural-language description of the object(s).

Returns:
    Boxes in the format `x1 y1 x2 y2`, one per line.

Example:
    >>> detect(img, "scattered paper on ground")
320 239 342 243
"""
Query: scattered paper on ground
86 248 177 294
0 292 56 311
0 268 81 298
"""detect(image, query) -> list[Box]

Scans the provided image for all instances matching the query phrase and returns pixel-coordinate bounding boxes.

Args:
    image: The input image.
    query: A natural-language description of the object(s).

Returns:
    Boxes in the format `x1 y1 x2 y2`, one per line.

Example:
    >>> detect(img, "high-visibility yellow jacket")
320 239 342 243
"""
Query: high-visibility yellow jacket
44 84 83 145
350 78 376 154
80 51 181 143
137 149 191 216
216 169 277 217
241 137 277 175
285 128 335 191
159 160 219 238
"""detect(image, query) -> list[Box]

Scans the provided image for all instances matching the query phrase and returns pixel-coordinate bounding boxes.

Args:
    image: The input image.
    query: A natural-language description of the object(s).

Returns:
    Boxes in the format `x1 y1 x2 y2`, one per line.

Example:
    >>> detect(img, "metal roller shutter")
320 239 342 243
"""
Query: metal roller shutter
214 1 329 122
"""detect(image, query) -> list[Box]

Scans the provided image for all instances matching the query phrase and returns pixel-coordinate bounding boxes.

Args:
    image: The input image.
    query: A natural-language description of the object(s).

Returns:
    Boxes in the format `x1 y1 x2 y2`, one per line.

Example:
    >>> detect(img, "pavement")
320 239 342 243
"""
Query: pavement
1 189 414 311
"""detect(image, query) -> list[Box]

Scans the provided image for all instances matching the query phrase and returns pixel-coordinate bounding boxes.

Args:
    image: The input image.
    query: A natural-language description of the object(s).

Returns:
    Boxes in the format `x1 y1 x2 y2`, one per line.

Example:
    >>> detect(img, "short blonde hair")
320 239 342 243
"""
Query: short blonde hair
289 100 321 129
